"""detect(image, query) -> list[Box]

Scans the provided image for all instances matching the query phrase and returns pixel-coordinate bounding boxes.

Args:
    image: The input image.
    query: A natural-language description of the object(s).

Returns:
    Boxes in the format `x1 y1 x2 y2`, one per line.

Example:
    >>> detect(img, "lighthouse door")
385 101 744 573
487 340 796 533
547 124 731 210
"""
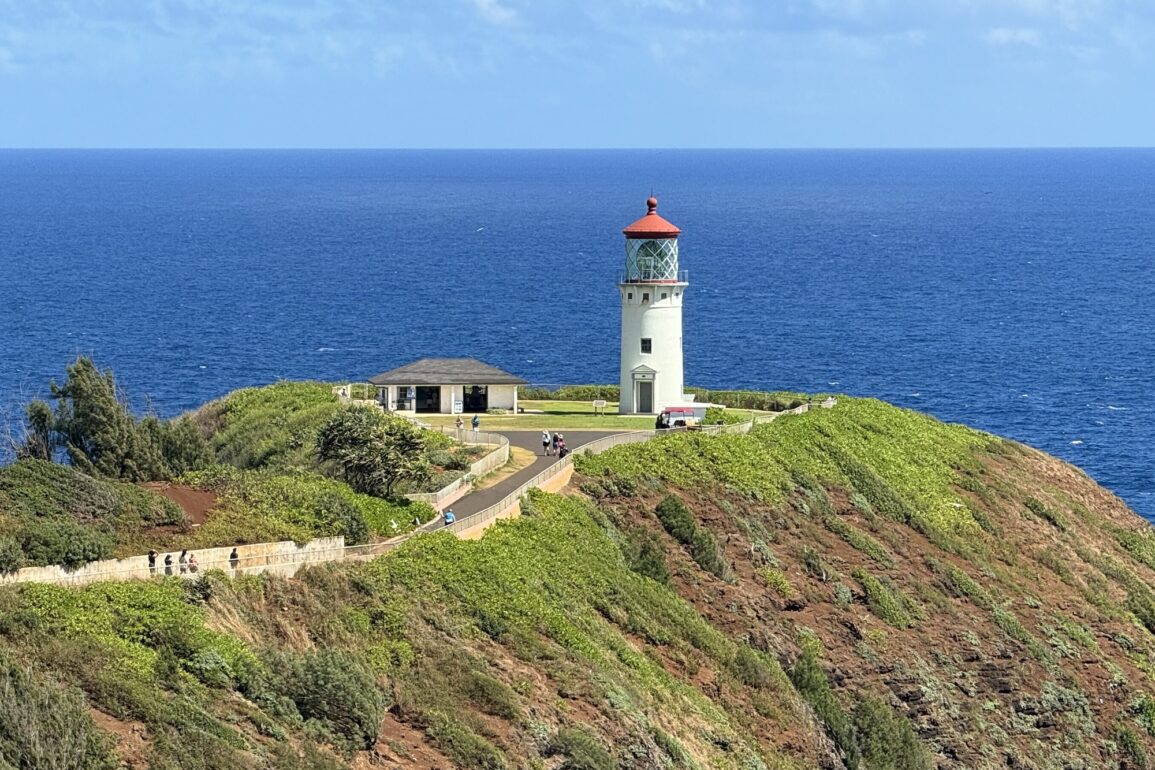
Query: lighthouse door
637 381 654 414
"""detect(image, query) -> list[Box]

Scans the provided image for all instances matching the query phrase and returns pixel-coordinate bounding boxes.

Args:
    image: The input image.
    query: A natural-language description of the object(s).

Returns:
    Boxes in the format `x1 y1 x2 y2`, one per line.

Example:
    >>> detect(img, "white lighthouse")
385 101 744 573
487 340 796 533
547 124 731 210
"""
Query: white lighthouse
618 196 687 414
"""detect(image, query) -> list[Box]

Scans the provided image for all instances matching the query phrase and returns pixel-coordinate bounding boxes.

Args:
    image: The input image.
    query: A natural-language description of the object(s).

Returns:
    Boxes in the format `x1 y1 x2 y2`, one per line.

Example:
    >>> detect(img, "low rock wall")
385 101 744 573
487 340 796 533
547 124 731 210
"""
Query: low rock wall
0 537 346 587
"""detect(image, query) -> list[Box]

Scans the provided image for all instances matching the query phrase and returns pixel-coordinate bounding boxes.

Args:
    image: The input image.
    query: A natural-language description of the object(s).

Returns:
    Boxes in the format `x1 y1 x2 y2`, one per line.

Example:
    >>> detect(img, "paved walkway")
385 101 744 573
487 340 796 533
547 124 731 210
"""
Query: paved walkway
439 430 621 522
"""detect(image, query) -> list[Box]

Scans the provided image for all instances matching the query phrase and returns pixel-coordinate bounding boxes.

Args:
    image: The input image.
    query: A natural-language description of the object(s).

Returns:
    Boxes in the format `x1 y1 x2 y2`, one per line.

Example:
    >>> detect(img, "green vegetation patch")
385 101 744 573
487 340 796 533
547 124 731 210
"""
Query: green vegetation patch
360 490 794 768
0 459 183 568
852 569 919 629
180 466 435 547
202 381 343 472
654 495 732 580
576 397 996 547
824 516 894 567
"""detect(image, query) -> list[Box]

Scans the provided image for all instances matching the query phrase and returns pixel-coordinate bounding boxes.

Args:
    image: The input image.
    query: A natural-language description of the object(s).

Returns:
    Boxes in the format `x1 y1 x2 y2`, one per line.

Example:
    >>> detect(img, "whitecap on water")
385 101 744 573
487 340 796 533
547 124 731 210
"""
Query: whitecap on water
1071 440 1084 445
316 347 336 352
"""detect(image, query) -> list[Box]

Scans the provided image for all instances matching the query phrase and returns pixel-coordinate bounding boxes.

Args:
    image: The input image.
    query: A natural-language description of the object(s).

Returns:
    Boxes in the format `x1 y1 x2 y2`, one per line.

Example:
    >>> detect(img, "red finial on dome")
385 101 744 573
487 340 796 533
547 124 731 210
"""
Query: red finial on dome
623 195 681 238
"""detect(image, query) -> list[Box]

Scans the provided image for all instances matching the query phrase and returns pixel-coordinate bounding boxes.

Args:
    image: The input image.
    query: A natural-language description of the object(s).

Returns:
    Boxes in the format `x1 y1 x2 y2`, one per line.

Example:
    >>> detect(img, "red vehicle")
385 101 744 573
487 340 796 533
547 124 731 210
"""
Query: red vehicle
655 407 699 430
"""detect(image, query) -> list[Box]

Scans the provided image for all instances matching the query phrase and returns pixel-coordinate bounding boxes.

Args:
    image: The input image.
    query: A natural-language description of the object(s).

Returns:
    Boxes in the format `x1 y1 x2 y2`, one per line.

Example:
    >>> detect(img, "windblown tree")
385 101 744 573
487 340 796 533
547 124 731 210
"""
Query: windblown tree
24 357 210 482
316 407 430 497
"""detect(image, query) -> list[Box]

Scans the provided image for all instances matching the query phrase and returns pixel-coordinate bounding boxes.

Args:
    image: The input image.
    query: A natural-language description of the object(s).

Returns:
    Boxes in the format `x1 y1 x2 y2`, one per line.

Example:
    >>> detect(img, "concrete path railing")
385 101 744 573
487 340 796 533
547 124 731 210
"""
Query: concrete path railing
2 400 830 587
404 429 510 511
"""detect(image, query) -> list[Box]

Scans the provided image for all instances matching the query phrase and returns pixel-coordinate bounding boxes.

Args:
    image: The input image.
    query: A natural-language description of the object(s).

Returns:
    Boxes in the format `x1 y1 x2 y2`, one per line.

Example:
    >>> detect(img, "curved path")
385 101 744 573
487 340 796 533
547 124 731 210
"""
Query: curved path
437 430 621 523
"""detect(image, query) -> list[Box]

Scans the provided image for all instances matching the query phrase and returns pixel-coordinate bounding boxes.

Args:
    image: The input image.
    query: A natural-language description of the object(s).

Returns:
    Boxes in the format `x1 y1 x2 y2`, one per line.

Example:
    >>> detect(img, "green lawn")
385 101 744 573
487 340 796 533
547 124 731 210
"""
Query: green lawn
420 401 761 430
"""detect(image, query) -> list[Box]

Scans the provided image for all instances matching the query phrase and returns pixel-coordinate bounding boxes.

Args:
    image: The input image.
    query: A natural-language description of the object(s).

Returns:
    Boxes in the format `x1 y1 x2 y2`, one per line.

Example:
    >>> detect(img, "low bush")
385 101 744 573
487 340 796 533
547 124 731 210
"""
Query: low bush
761 568 795 598
0 654 116 770
654 495 731 580
271 649 389 752
852 569 916 629
1025 497 1067 531
548 727 616 770
852 697 931 770
17 518 113 569
824 516 893 567
427 714 508 770
0 539 23 575
622 529 670 584
788 642 861 769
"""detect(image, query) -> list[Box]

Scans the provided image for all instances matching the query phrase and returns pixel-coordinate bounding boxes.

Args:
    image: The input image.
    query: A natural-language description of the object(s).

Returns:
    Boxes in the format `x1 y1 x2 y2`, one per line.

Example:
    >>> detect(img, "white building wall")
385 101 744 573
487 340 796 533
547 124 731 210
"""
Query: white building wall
488 384 518 411
619 284 686 414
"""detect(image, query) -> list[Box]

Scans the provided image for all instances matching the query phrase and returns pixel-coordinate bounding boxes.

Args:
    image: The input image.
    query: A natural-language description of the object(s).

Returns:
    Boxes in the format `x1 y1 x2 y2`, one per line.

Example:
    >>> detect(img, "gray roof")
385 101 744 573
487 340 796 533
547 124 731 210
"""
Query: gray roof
368 358 528 387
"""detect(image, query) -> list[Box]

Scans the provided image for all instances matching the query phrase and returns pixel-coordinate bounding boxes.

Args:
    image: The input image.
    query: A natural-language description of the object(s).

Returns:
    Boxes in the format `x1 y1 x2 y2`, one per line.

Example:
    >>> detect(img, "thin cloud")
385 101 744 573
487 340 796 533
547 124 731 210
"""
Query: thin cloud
467 0 518 25
985 26 1042 46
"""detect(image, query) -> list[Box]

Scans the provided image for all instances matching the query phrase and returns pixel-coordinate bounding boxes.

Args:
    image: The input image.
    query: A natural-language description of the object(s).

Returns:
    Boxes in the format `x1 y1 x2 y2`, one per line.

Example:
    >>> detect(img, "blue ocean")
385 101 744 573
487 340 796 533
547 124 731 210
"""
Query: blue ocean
1 149 1152 519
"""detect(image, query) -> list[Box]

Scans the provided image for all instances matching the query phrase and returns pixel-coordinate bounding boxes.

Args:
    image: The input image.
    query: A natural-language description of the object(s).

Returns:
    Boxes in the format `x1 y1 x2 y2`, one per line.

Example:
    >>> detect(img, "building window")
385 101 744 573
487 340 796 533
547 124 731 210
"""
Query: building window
627 292 633 301
641 338 652 354
642 292 650 304
661 292 668 300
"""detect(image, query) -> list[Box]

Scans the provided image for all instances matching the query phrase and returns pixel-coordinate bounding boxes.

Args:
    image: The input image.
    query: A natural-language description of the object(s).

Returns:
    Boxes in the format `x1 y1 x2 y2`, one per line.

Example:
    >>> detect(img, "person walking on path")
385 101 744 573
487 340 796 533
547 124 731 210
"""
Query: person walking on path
471 414 480 433
163 553 173 576
228 548 239 573
444 509 456 525
551 432 560 456
178 550 188 575
147 550 158 576
188 553 199 574
541 429 551 456
455 415 464 439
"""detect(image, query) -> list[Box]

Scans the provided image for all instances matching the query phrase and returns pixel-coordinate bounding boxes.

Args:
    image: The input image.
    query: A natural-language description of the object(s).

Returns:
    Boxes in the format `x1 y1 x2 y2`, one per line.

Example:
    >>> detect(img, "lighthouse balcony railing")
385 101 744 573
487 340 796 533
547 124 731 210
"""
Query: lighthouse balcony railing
619 270 689 285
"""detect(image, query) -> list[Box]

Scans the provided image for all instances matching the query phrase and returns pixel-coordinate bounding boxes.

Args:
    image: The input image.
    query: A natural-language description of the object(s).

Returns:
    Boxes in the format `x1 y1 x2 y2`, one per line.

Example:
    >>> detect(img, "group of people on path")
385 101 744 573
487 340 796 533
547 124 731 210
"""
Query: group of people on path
147 547 242 577
147 549 199 577
541 430 568 458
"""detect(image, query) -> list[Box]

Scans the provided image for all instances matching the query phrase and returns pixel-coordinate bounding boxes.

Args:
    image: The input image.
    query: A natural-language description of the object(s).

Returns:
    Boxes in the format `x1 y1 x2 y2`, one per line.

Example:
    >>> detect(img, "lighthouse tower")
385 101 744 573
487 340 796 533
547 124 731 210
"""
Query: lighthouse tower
618 197 687 414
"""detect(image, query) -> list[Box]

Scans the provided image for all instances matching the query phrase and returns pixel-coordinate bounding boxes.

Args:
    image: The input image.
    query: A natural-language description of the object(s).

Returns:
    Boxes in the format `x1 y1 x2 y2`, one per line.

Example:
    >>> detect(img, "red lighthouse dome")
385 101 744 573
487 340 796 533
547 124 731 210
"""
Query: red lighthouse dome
622 196 681 239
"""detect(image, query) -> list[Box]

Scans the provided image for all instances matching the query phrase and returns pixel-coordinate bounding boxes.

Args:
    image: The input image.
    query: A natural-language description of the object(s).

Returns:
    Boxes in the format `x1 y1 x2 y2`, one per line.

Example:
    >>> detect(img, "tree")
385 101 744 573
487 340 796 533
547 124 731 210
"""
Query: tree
316 408 430 497
18 400 54 461
33 357 210 482
50 358 162 480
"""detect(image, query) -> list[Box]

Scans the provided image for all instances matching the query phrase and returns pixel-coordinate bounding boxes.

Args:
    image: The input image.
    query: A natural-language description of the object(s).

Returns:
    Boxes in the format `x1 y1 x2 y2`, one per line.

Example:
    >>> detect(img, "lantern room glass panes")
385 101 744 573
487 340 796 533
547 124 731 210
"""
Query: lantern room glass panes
625 238 678 282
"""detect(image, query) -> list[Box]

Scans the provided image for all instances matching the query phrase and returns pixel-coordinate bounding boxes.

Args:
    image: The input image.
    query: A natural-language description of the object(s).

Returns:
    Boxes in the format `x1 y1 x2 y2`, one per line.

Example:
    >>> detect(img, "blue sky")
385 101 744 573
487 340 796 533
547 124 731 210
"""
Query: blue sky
1 0 1151 148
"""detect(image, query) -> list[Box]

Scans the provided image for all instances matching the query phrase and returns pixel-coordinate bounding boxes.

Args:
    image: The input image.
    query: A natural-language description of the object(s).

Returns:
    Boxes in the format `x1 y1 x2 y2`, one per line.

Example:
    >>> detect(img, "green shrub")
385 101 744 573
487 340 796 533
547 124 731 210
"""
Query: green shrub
654 495 730 580
852 697 931 770
0 654 116 770
832 583 854 608
427 714 508 770
801 547 838 582
0 539 22 575
17 518 113 569
788 642 861 769
427 450 456 469
1025 498 1067 531
925 557 993 609
761 568 795 598
1113 723 1149 769
824 516 893 567
852 569 916 629
730 645 780 690
655 495 696 543
272 649 389 752
548 727 616 770
622 529 670 584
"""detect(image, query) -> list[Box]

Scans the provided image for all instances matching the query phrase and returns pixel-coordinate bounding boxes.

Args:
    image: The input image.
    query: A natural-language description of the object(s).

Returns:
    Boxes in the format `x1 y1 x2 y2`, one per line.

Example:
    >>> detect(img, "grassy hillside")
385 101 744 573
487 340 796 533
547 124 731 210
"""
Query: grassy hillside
4 395 1155 768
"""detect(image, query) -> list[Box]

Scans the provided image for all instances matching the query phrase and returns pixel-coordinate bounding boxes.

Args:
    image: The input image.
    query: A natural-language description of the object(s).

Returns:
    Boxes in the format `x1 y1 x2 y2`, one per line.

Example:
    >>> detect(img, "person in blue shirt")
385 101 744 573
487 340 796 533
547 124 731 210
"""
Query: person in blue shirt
444 509 456 525
471 414 480 431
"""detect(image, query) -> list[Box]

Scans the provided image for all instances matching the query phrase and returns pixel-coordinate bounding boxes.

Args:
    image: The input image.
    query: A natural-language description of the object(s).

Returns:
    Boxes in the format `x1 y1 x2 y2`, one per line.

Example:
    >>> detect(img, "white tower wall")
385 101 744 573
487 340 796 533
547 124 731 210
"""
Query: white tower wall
618 283 687 414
